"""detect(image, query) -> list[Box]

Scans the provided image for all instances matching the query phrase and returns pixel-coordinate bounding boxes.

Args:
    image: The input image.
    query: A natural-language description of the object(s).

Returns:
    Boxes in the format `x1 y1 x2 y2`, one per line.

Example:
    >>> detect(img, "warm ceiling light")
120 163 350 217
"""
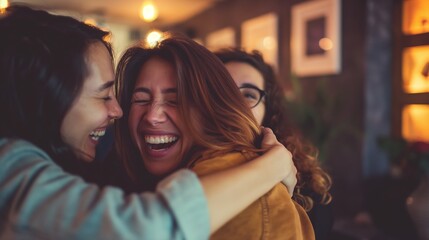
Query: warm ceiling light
140 1 158 22
0 0 8 13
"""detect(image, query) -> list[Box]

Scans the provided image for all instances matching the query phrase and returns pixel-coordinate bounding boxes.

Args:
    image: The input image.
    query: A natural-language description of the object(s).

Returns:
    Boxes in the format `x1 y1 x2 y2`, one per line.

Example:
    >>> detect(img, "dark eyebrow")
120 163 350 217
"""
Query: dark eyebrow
98 80 115 92
133 87 177 94
240 83 259 89
133 87 151 94
163 88 177 94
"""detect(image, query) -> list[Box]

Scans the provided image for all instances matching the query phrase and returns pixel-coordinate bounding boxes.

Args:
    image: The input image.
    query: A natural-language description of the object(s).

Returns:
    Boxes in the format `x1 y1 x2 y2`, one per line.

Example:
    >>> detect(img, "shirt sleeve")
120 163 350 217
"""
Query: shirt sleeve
0 140 210 240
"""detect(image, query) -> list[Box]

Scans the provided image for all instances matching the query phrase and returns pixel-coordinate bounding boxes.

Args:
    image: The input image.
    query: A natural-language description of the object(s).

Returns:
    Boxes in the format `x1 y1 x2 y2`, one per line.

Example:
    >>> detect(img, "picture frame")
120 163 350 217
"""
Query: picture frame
291 0 341 76
205 27 236 51
241 12 278 71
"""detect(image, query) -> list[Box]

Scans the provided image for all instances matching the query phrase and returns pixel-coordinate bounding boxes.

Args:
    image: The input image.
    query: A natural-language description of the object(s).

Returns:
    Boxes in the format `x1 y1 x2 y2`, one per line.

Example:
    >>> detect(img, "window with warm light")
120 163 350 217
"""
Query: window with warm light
402 104 429 142
402 45 429 93
392 0 429 141
403 0 429 35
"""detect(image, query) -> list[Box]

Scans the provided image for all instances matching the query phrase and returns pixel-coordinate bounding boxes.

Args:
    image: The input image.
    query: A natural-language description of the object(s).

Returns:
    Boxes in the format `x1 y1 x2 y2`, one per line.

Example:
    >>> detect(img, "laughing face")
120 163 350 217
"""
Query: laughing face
128 56 194 176
60 42 123 161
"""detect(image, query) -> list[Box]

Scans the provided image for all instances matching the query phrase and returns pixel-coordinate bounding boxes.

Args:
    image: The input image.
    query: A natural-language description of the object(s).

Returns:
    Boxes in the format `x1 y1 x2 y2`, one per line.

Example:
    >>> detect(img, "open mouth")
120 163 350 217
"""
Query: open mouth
145 135 178 151
89 129 106 141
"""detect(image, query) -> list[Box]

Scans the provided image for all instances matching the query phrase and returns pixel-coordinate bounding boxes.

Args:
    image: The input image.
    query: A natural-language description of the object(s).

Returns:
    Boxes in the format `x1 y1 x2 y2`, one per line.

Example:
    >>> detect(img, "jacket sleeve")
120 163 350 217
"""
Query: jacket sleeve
0 140 210 240
191 152 315 240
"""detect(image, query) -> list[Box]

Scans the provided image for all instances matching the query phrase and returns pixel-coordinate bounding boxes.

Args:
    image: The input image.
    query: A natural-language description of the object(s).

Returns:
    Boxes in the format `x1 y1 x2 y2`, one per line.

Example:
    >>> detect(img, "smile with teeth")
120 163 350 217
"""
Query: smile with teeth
89 129 106 141
145 135 178 150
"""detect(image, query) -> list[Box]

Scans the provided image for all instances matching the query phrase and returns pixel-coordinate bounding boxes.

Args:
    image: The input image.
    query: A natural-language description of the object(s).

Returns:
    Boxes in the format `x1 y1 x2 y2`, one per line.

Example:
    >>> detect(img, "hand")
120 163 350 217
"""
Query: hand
260 127 297 197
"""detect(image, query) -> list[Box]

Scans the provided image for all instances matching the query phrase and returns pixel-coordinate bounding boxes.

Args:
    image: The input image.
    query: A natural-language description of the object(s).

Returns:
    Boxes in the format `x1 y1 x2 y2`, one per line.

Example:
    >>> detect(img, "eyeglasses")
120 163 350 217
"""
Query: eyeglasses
239 86 266 108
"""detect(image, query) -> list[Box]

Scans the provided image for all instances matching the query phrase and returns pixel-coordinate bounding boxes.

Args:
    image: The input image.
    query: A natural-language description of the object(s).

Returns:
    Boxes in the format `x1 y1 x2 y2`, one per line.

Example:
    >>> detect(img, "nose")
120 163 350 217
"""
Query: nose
144 102 167 126
108 97 123 119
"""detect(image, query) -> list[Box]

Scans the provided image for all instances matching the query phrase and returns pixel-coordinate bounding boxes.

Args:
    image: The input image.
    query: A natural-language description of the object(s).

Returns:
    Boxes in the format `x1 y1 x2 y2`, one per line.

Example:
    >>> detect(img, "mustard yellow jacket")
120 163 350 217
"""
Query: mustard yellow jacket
191 152 315 240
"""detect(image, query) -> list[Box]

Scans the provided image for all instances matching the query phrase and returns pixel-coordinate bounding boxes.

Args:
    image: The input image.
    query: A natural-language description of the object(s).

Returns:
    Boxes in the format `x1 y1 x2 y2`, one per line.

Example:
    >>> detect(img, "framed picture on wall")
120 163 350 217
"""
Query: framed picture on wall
241 13 278 71
205 27 236 51
291 0 341 76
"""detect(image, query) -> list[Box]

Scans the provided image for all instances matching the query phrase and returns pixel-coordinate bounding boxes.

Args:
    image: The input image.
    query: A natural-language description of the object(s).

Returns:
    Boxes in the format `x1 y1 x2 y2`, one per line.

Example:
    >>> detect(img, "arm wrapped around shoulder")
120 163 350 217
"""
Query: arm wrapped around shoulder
192 152 315 240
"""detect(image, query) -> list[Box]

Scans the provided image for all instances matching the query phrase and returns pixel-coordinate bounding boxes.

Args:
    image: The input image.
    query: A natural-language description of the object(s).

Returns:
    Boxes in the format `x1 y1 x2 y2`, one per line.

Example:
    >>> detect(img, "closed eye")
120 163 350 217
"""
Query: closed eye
132 99 151 105
131 90 151 105
165 97 178 106
103 96 112 101
242 92 258 100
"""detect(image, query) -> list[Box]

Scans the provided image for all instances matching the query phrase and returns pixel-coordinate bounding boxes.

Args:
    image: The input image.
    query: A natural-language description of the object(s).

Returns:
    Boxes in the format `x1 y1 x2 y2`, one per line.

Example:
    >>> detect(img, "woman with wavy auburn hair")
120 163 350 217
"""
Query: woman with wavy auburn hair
215 48 333 239
115 34 315 239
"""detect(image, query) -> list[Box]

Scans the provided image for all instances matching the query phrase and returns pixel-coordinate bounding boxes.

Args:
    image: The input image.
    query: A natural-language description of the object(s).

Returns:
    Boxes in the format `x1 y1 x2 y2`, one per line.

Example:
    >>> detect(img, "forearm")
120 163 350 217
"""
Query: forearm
199 147 286 233
0 140 210 240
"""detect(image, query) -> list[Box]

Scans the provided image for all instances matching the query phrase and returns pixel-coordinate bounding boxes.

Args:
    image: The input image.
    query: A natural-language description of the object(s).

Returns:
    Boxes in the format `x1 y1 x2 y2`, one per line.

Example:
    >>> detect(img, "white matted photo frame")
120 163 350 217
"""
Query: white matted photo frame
205 27 236 51
291 0 341 76
241 13 278 71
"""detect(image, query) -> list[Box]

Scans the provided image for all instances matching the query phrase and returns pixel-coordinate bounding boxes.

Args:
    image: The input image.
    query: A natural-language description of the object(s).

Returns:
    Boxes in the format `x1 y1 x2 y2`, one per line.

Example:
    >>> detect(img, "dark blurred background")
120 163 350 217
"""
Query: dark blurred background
4 0 429 239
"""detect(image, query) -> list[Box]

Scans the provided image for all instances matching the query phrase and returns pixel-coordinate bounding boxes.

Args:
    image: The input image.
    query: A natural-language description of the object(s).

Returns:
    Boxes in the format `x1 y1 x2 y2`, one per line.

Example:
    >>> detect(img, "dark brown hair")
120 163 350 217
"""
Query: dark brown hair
0 5 112 169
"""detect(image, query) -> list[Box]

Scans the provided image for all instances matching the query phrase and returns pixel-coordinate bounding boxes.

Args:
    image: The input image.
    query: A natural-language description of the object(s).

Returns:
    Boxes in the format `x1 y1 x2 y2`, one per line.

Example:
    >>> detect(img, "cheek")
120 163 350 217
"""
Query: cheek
181 109 201 146
60 122 74 147
60 105 92 155
128 107 142 139
61 107 86 142
128 108 138 128
252 105 266 126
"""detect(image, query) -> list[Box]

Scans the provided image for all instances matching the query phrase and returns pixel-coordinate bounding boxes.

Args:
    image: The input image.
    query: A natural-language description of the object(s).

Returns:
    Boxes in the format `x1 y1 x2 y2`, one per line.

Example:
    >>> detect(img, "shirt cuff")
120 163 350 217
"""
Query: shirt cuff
156 169 210 240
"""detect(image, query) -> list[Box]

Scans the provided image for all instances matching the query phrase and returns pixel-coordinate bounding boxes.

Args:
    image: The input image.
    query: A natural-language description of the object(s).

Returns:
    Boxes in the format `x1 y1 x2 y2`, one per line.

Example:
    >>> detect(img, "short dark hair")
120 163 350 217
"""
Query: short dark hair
0 6 112 163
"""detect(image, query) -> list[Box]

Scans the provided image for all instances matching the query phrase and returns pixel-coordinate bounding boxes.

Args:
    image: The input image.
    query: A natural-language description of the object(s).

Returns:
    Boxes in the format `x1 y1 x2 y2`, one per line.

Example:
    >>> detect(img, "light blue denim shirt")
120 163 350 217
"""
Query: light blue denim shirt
0 139 209 240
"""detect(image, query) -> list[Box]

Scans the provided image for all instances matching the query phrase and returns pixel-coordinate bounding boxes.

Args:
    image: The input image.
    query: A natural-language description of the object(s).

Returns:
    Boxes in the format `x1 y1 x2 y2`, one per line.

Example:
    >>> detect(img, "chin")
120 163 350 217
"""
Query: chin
146 163 179 177
78 150 95 162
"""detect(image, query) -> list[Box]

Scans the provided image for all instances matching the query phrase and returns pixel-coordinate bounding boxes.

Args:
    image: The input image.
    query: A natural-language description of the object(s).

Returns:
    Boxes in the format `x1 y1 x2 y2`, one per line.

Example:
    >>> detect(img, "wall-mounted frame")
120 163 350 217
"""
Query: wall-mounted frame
402 45 429 93
205 27 236 51
402 0 429 35
291 0 341 77
241 12 278 71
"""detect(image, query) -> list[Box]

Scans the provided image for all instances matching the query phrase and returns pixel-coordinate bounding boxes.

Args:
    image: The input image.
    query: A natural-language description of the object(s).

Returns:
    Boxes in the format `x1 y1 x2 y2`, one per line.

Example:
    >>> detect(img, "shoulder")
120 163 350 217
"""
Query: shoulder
191 151 256 176
0 138 51 162
0 138 57 180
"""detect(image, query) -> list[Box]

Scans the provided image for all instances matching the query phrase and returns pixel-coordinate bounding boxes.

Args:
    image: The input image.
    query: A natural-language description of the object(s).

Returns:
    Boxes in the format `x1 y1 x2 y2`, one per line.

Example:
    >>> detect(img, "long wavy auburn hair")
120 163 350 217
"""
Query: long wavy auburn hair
215 48 332 211
115 34 261 185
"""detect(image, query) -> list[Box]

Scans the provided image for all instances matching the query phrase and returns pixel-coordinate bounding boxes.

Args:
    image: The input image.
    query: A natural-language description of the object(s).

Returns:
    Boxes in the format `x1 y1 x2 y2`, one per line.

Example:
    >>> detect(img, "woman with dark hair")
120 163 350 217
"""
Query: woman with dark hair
215 48 334 239
115 34 314 239
0 6 297 239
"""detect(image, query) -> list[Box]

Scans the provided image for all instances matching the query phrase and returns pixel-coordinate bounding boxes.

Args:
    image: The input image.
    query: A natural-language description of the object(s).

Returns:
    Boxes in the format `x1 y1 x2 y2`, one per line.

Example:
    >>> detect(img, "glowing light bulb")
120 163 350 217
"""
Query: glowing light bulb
262 36 276 50
146 30 163 48
140 1 158 22
319 38 333 51
0 0 8 14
